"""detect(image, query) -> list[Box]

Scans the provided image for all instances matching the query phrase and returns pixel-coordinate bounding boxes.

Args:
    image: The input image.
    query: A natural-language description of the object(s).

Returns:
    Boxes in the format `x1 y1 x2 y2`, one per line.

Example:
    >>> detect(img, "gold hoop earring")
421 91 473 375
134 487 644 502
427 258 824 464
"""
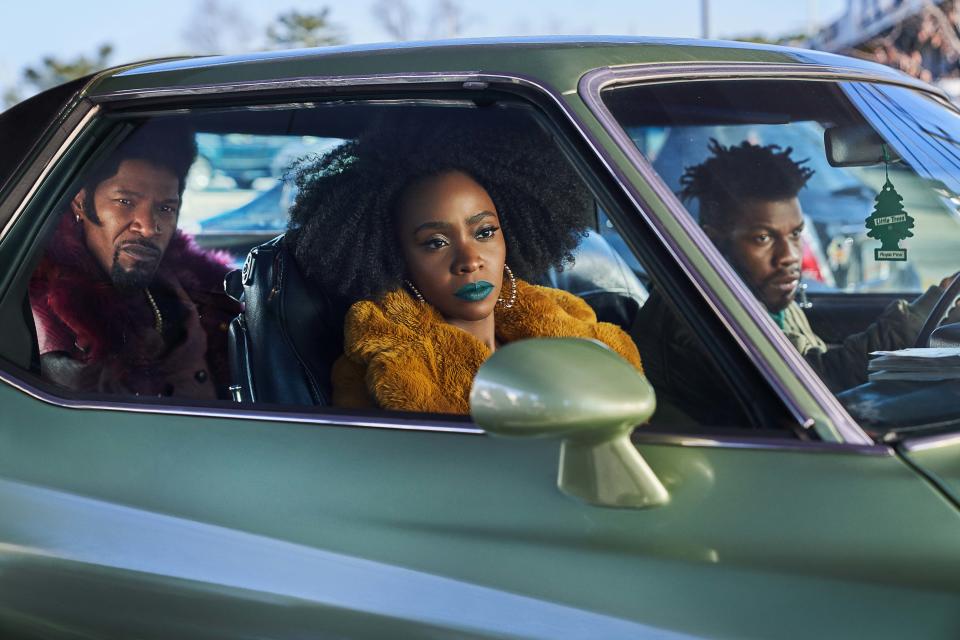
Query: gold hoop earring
496 264 517 309
404 279 425 303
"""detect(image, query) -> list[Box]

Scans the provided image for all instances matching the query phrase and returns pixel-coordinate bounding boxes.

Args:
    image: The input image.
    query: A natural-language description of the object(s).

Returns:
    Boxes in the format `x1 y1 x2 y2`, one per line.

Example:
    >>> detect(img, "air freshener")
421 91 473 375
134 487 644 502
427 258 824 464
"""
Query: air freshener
865 145 914 261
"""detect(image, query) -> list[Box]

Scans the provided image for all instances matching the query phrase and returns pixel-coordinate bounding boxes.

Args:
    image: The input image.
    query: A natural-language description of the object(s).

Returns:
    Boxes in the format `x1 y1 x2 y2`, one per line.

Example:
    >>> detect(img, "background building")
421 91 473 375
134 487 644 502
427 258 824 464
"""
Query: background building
810 0 960 96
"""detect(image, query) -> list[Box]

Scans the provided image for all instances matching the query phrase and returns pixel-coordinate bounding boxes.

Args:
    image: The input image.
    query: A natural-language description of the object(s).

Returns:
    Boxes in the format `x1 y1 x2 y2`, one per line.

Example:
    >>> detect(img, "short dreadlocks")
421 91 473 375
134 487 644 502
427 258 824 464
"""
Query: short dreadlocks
679 139 814 230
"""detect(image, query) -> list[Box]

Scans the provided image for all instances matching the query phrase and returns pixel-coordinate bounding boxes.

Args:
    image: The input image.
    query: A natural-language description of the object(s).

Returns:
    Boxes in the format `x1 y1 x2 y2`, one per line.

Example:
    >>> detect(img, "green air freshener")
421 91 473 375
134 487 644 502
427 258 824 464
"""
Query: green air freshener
865 149 914 261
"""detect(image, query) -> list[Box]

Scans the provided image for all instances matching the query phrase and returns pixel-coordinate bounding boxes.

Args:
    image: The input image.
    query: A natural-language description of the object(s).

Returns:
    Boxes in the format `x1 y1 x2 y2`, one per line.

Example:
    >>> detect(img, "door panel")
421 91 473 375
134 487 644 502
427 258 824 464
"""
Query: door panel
0 479 676 640
1 382 959 639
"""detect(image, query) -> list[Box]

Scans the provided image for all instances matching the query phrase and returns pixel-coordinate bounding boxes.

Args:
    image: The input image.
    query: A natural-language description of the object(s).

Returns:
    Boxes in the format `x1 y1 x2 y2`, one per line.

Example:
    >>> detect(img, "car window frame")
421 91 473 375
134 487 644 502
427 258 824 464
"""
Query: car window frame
575 63 936 446
0 68 885 450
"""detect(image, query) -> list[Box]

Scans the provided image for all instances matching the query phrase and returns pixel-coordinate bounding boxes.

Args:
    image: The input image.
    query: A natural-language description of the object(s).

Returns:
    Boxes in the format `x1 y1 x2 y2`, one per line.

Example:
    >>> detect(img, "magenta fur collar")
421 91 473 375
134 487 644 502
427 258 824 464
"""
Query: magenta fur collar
30 211 234 360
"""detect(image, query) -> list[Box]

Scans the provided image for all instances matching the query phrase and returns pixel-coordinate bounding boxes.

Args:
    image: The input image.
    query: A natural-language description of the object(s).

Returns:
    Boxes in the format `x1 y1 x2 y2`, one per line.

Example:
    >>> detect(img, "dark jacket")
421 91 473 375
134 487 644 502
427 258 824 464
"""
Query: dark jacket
778 291 943 390
29 212 241 399
632 286 943 425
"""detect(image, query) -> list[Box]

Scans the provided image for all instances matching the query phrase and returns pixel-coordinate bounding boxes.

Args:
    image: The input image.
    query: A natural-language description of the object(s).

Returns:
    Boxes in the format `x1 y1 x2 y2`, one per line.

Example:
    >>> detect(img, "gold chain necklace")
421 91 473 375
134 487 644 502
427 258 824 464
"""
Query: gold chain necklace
144 288 164 335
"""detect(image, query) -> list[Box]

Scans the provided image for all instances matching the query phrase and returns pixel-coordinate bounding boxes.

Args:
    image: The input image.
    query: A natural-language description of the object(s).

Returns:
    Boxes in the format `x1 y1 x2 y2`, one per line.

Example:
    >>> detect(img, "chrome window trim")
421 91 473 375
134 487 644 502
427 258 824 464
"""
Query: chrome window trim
0 105 100 243
88 72 485 103
584 61 947 98
577 62 899 446
0 67 885 453
632 432 893 456
901 431 960 453
2 362 899 453
0 367 482 435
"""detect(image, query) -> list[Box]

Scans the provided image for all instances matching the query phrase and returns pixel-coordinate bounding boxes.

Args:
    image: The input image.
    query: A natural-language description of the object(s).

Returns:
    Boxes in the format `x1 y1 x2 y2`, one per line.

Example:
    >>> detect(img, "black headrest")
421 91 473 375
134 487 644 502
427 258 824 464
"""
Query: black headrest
539 229 648 329
227 234 347 405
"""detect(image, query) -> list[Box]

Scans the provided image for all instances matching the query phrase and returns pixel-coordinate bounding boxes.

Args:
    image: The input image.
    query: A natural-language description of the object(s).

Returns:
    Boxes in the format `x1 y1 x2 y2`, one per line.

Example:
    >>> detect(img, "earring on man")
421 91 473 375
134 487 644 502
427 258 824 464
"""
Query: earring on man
497 264 517 309
404 279 425 303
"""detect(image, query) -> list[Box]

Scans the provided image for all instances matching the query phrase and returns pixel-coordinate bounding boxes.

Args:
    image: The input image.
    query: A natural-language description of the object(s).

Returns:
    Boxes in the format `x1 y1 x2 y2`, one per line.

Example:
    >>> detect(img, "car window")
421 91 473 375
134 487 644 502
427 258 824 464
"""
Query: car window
182 132 344 267
601 78 960 438
14 97 802 434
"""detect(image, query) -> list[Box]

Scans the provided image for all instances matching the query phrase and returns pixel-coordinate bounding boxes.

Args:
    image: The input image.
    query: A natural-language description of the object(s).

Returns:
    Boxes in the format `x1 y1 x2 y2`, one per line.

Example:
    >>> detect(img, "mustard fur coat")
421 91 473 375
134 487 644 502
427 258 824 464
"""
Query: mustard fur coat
332 279 643 413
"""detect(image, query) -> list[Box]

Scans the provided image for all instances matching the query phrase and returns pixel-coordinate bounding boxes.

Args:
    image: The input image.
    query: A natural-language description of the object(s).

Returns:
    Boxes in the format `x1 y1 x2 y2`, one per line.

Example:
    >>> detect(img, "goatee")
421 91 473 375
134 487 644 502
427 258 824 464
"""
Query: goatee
110 246 159 292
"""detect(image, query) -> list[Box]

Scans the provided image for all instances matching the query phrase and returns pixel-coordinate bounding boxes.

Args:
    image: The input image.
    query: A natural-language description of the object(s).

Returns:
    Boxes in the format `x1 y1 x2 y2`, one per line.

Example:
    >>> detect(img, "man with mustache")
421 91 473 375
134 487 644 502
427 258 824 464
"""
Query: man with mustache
29 122 240 399
633 140 952 424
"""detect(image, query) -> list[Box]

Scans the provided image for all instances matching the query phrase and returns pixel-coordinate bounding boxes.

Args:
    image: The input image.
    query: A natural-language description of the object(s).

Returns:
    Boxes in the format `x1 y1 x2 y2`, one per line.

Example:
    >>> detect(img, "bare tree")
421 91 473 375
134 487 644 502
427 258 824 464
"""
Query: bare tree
181 0 254 55
428 0 464 39
267 9 345 49
507 15 593 38
372 0 470 41
371 0 417 41
542 16 594 36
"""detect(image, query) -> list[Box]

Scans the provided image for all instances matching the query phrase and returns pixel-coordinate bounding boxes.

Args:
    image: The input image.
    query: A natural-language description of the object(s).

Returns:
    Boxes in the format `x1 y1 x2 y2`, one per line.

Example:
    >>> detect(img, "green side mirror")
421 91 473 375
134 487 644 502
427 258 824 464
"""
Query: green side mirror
470 338 668 509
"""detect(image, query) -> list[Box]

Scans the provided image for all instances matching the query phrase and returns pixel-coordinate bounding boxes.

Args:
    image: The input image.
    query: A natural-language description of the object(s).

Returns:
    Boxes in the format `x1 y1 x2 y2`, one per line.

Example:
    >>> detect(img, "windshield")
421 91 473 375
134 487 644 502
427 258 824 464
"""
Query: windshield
602 78 960 438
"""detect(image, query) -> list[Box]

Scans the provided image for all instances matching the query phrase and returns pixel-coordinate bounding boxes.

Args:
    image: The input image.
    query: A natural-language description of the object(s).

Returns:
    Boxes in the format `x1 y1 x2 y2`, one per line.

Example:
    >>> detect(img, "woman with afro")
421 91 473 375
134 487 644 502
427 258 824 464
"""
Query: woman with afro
286 111 642 413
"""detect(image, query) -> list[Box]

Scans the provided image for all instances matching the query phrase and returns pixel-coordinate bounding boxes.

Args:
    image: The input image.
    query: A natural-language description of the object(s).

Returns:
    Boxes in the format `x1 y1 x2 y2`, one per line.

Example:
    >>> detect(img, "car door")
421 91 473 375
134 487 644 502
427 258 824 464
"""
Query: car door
900 432 960 504
1 72 959 640
2 374 959 639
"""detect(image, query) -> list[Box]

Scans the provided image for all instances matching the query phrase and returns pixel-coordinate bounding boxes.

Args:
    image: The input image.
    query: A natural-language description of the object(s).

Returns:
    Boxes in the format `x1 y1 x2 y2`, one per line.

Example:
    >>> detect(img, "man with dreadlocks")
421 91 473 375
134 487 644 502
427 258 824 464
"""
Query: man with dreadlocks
633 140 953 424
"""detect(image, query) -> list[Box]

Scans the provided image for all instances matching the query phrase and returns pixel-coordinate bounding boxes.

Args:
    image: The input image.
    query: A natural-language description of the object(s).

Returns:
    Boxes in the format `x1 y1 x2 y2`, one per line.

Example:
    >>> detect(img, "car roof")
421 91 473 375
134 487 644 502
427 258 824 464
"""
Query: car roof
85 35 923 99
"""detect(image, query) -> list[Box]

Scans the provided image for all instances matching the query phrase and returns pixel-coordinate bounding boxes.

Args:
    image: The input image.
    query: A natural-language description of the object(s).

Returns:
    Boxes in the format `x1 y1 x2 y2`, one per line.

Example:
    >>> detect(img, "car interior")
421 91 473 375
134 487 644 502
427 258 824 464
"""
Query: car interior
149 100 648 406
224 226 649 406
16 95 807 434
605 77 960 435
603 78 943 341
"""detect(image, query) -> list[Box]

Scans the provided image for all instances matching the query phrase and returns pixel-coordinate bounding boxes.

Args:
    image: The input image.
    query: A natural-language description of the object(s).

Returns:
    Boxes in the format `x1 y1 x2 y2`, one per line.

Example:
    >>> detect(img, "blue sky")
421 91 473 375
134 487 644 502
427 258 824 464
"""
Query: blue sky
0 0 848 88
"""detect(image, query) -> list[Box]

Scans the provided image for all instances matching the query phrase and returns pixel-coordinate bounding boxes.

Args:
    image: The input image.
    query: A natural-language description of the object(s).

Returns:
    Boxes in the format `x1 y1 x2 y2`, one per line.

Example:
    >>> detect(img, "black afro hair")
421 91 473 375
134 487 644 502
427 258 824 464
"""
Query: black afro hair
679 139 814 230
285 111 592 301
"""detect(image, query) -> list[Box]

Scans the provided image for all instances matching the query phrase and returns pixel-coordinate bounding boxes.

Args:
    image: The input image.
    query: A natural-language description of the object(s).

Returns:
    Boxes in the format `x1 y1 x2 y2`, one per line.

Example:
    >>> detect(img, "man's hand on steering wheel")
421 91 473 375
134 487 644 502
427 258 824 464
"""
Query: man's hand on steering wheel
915 272 960 347
940 272 960 291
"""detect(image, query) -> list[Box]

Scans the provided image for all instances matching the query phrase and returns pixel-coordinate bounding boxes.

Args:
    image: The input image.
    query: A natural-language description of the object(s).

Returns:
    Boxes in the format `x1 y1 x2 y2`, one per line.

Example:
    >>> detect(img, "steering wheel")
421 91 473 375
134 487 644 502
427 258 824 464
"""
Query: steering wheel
914 273 960 347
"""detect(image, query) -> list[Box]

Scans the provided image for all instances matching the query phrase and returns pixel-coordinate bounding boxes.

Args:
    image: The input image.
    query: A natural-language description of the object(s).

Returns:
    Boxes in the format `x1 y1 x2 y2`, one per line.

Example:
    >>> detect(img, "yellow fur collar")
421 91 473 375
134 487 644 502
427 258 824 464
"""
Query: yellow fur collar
333 279 642 413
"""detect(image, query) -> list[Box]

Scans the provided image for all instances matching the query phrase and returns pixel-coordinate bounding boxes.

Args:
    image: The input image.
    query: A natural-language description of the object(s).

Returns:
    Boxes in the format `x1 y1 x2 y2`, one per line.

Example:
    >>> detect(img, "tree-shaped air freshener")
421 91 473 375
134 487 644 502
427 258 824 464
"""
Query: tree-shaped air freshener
865 145 914 261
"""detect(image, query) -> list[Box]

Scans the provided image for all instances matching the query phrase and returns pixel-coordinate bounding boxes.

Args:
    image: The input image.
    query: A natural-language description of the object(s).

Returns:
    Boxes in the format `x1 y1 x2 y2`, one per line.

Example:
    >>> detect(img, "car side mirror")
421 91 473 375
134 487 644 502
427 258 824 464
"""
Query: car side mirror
824 124 901 167
470 338 668 509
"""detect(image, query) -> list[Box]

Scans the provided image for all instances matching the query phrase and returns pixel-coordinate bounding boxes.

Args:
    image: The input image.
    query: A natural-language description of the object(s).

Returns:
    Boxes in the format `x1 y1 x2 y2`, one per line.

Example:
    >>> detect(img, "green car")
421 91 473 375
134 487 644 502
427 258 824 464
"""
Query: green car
1 37 959 639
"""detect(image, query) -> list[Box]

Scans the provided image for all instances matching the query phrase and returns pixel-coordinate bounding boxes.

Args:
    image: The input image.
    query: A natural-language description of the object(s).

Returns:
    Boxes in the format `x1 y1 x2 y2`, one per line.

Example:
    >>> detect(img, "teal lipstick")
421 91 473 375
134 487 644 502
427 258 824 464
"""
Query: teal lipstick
454 280 495 302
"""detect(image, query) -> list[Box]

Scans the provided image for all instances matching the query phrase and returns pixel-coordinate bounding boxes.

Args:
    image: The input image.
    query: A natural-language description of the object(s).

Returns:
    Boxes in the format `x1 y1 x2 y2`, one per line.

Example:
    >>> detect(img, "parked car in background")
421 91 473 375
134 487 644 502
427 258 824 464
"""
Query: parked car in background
1 37 959 639
193 136 342 261
187 133 291 190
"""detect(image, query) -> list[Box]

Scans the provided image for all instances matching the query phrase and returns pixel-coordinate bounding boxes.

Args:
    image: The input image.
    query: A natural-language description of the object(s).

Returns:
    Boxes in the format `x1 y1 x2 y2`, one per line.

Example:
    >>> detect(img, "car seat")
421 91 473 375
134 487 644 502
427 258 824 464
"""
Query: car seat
224 234 348 405
538 229 648 330
226 229 647 406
